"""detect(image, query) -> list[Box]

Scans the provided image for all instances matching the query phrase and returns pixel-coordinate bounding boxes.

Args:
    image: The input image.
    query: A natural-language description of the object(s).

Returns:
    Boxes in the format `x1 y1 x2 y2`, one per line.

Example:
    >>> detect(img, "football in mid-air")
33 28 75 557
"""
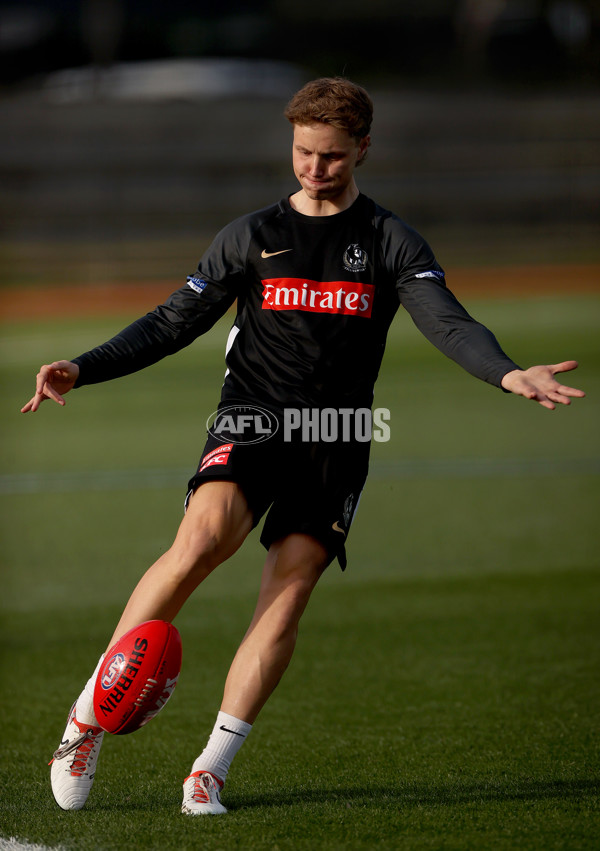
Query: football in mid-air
93 620 182 735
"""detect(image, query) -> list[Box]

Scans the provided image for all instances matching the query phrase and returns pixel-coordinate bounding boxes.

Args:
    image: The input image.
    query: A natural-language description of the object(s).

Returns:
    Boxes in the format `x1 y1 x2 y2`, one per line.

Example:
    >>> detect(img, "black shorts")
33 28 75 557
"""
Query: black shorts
186 410 370 570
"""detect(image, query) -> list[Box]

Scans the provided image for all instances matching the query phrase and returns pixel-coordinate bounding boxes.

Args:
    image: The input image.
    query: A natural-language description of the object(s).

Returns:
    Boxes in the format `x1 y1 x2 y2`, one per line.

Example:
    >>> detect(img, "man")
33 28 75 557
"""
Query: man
22 77 584 815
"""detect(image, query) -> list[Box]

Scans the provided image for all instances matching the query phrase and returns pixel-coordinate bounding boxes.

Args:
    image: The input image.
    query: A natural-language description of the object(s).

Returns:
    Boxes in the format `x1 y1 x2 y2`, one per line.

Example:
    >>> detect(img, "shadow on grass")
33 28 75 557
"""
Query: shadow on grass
17 776 597 817
227 776 600 812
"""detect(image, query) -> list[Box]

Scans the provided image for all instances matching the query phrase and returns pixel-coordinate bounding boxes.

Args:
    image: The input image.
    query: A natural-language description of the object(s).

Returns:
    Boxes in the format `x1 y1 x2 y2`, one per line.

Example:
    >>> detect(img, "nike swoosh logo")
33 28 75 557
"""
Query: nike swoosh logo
220 724 245 737
331 521 346 536
261 248 293 258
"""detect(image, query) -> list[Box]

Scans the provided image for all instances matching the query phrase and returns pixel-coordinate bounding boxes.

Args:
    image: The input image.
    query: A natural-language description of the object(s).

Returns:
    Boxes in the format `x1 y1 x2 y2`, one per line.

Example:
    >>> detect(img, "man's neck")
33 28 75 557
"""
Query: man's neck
289 183 360 216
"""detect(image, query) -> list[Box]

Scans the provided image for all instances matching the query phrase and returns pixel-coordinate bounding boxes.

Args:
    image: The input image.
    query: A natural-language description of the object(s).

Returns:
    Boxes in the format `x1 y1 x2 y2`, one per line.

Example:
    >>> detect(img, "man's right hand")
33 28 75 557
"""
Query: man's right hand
21 360 80 413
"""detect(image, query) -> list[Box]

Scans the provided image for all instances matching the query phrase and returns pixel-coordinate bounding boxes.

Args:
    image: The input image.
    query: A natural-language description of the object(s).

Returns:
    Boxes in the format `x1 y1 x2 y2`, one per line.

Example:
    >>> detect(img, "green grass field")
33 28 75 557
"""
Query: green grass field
1 294 599 850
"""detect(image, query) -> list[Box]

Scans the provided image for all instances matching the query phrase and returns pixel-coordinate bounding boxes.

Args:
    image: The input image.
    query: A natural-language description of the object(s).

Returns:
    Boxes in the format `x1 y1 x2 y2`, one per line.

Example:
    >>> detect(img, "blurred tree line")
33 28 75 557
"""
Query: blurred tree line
1 0 598 89
1 1 598 286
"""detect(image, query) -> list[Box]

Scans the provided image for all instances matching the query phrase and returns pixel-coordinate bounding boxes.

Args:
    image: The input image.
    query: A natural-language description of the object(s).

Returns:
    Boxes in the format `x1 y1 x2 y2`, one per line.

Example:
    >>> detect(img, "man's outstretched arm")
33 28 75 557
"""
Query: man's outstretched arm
500 360 585 410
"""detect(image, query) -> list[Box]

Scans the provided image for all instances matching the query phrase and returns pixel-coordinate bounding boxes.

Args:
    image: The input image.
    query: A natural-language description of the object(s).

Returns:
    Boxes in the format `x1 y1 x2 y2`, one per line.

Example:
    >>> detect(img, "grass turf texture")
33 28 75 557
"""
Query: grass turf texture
1 295 599 849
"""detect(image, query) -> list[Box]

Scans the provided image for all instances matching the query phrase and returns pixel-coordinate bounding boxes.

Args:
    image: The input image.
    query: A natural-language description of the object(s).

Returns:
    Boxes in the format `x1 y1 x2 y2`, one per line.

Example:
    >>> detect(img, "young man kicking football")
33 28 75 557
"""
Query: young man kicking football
22 77 585 815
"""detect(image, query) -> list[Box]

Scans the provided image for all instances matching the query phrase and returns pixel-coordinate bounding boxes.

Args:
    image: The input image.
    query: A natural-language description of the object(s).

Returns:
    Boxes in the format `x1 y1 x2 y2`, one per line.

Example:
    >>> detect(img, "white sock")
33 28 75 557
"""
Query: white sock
75 654 105 727
191 711 252 785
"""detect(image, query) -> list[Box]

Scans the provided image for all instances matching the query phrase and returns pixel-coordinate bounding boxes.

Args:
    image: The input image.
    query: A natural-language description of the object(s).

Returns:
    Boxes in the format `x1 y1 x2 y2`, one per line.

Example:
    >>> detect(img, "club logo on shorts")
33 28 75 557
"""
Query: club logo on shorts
343 493 355 527
206 405 279 445
198 443 233 473
101 653 126 690
343 244 368 273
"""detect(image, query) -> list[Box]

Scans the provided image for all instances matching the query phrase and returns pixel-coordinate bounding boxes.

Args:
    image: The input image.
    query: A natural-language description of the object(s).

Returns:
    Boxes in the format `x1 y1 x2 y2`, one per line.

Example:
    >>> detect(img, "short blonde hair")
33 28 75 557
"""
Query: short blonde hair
284 77 373 142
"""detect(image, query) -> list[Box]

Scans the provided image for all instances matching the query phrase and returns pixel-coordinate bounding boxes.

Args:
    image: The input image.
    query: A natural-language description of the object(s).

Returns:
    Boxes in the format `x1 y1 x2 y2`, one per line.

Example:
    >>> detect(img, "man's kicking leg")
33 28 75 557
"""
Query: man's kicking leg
50 482 253 811
182 533 328 815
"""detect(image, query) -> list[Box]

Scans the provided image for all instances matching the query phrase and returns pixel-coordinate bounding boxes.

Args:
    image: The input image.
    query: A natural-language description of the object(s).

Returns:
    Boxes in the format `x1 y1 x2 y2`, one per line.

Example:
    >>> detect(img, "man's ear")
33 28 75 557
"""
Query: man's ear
357 135 371 164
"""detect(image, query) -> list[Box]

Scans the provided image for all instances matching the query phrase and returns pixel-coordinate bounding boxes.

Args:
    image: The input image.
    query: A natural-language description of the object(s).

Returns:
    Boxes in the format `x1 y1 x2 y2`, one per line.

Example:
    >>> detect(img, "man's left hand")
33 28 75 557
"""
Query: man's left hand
501 361 585 410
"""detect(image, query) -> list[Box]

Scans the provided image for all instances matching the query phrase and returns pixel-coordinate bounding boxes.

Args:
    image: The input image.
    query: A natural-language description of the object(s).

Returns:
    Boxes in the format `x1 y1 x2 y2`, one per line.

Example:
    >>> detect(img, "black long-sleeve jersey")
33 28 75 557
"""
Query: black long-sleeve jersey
73 194 519 410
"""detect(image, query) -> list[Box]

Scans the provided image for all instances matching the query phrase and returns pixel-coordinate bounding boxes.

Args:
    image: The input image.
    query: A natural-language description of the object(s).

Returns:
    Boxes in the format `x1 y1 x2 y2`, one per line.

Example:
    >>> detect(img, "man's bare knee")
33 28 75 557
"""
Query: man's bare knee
268 534 329 584
170 481 253 581
257 534 329 622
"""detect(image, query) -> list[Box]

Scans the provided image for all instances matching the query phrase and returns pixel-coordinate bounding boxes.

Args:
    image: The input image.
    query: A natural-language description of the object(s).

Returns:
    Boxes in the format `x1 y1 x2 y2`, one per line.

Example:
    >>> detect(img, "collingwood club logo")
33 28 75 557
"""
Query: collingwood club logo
332 493 356 537
342 493 355 528
343 243 368 273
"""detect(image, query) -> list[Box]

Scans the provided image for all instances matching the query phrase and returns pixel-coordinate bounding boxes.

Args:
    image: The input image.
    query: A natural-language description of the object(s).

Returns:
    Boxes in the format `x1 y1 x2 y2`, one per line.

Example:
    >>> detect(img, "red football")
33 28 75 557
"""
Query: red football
93 620 182 735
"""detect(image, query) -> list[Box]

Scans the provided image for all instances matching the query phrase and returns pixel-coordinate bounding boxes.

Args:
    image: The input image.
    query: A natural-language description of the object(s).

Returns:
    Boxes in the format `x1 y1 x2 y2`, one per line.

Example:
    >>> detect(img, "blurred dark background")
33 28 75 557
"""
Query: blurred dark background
1 0 599 287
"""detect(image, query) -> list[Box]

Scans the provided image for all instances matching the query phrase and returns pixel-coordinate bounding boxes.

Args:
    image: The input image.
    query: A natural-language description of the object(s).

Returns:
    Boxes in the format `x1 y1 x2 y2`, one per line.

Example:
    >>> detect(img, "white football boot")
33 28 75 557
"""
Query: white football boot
181 771 227 815
50 702 104 810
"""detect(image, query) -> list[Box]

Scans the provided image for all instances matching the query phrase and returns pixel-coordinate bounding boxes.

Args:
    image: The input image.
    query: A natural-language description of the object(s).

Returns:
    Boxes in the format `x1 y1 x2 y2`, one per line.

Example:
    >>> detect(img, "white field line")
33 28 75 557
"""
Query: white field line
0 457 598 496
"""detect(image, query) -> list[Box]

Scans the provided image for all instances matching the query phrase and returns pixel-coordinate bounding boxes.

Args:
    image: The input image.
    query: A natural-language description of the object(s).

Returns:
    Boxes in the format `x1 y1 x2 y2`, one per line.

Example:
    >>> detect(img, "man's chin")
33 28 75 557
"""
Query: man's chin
303 185 335 201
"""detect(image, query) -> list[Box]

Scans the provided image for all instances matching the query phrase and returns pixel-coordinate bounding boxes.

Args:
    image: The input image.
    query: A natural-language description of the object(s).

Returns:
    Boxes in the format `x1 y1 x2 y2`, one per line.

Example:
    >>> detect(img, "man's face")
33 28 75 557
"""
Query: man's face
292 123 369 203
